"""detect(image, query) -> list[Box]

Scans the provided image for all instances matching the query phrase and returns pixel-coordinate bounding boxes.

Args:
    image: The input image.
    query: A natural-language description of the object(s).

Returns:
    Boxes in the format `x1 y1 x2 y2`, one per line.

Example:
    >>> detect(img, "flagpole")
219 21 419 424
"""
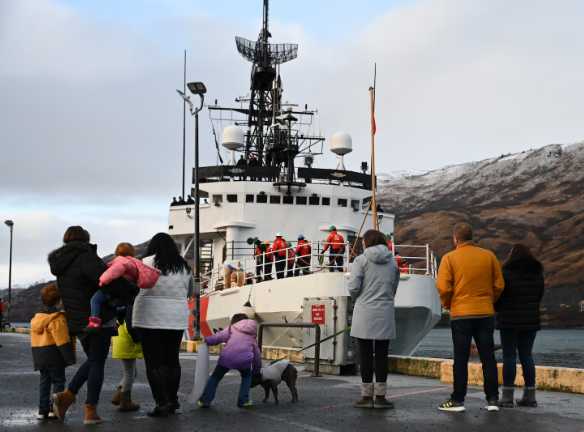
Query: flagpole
182 49 187 199
369 63 378 230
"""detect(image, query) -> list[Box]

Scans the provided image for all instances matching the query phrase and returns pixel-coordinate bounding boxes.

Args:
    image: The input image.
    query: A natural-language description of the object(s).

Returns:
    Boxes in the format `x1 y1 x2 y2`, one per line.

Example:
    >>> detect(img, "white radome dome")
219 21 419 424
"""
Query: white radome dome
329 132 353 156
222 125 245 151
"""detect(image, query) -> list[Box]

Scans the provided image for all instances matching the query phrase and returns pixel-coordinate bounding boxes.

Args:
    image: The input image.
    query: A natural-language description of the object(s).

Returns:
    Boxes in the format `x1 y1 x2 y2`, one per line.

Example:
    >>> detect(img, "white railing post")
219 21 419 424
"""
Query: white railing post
425 244 430 275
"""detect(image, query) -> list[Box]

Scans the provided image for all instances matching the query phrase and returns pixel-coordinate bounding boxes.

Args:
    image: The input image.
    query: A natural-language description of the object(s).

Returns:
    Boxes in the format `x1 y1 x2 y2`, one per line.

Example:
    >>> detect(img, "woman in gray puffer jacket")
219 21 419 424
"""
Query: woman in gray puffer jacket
348 229 399 409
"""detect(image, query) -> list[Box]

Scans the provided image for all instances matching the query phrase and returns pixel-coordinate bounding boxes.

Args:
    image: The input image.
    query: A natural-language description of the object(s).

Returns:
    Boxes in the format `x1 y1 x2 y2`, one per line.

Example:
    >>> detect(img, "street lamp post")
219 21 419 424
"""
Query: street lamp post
177 82 206 340
4 220 14 313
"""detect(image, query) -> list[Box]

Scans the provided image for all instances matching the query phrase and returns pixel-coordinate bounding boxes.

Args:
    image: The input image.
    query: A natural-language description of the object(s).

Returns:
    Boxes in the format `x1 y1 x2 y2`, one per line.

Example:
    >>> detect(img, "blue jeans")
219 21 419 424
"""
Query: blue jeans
90 290 109 317
68 330 112 405
451 317 499 402
500 329 537 387
39 367 66 413
200 364 252 406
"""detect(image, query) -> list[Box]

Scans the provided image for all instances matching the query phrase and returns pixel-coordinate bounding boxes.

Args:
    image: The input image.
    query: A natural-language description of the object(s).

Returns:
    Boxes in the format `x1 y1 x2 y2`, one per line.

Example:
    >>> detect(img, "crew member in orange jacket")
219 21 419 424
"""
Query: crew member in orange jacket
271 233 288 279
322 226 346 272
286 243 296 278
295 235 312 275
254 239 266 282
262 241 273 281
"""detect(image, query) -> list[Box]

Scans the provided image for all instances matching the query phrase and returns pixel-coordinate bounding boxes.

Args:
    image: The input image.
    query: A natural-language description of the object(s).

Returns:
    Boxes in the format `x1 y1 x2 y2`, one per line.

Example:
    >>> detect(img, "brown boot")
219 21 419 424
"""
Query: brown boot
83 404 103 425
354 383 374 408
111 386 122 406
52 389 76 421
118 391 140 412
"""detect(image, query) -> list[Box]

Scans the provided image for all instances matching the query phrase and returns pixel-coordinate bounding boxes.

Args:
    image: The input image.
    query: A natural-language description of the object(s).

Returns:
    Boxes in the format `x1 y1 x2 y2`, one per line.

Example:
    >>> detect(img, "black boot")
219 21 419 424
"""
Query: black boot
517 387 537 407
167 366 181 414
146 368 171 417
499 387 514 408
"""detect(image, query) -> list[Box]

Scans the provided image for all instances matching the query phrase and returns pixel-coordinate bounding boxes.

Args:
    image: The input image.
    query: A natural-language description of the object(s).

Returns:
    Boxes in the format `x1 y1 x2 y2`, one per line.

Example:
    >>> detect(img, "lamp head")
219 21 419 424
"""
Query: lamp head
4 220 14 227
187 81 207 95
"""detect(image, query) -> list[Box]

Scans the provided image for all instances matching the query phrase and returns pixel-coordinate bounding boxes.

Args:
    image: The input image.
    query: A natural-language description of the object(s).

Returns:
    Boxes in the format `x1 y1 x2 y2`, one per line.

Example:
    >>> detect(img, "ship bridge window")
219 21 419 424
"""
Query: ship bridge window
256 192 267 203
227 194 238 203
322 197 330 206
246 194 254 203
270 195 281 204
212 194 223 206
337 198 348 207
296 196 307 205
283 195 293 204
309 195 320 205
351 200 360 211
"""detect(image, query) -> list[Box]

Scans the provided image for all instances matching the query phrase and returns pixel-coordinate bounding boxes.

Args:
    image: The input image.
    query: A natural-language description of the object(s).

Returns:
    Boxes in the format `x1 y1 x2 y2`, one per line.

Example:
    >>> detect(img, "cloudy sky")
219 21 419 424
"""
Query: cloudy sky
1 0 584 287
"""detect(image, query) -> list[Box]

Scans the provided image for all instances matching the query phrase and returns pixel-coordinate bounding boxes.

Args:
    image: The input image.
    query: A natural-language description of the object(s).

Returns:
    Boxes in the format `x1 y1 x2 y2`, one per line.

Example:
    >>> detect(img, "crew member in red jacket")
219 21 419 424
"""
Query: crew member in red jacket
271 233 288 279
295 235 312 275
286 243 296 278
322 226 346 272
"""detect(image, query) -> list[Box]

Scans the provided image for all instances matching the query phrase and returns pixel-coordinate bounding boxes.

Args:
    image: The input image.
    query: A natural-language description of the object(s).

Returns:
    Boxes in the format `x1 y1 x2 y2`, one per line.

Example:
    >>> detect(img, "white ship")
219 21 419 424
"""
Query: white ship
168 0 441 370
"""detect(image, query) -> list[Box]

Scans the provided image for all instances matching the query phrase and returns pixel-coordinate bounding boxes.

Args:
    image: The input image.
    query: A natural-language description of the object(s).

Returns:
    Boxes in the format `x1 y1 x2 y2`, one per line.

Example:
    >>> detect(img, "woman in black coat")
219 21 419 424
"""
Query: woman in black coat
48 226 117 424
495 244 544 408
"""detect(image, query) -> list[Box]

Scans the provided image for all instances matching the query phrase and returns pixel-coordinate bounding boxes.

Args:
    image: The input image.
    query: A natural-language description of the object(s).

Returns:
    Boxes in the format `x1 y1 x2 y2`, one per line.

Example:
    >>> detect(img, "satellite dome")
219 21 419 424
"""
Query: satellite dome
329 132 353 156
222 126 245 151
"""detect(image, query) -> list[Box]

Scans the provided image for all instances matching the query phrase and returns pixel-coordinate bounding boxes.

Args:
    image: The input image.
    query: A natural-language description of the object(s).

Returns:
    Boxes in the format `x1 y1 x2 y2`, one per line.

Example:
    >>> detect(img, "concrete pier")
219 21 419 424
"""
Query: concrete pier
2 332 584 431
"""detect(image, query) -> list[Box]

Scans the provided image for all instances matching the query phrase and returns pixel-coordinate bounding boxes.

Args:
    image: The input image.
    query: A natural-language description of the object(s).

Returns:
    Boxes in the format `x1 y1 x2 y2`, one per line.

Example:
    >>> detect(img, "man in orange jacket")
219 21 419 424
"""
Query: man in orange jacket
436 222 504 413
322 226 346 272
271 233 288 279
295 235 312 275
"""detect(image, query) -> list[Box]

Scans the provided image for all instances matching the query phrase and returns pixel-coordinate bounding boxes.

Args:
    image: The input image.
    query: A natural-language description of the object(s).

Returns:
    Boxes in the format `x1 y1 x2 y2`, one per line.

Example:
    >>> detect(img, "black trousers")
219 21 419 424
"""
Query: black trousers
295 257 311 275
357 338 389 383
451 317 499 402
274 257 286 279
263 261 273 279
328 254 344 272
140 329 183 407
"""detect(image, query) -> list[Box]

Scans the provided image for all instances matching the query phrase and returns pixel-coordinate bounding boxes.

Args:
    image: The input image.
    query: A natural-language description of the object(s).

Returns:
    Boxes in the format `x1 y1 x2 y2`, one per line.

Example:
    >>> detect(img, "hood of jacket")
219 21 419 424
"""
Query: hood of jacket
232 319 257 336
31 308 63 334
48 242 97 276
363 244 392 264
503 256 543 274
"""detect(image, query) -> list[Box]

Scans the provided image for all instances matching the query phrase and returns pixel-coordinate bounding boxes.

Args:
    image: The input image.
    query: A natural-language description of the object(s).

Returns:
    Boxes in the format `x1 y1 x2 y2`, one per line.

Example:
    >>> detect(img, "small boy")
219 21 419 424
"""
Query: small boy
31 283 75 420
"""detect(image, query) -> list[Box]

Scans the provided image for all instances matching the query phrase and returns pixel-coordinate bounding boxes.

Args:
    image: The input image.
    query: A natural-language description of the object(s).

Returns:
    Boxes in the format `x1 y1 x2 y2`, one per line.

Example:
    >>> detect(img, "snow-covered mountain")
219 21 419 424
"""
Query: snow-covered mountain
380 142 584 310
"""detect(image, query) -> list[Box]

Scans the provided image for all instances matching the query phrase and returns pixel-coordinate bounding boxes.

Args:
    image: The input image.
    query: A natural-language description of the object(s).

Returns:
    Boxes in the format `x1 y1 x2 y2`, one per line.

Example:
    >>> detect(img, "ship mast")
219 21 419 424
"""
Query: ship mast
208 0 324 186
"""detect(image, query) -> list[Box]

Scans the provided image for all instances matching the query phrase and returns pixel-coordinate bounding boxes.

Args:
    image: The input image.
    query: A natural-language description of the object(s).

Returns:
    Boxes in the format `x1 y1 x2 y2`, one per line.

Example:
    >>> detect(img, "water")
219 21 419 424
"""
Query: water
9 323 584 369
414 328 584 369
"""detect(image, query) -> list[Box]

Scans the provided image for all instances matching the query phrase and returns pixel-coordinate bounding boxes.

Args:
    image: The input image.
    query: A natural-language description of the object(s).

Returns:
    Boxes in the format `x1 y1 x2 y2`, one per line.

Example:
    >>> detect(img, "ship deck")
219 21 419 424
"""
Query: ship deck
2 332 583 431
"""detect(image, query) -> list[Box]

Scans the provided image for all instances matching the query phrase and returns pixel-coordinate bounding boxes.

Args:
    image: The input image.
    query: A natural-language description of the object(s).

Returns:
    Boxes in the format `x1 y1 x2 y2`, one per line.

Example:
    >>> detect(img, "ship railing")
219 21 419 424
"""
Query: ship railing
199 241 437 295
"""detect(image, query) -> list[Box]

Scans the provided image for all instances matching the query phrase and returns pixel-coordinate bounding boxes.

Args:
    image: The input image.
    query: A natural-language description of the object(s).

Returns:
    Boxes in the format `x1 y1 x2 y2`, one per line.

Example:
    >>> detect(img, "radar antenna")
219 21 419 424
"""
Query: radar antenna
208 0 324 187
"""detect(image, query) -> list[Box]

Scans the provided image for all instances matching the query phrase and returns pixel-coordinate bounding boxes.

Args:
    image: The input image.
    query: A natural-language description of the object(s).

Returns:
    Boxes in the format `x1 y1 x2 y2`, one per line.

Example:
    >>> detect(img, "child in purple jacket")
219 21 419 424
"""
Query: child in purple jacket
198 314 261 408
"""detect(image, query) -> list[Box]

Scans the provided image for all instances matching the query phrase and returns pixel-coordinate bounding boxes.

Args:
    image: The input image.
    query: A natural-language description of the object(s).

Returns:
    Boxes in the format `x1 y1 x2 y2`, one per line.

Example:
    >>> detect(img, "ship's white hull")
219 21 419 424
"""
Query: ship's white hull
201 271 441 357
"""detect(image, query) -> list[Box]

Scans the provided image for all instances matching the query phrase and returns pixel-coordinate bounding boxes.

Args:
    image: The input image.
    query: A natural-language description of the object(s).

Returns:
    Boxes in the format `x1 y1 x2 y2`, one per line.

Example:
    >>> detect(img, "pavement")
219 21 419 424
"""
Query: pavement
1 332 584 432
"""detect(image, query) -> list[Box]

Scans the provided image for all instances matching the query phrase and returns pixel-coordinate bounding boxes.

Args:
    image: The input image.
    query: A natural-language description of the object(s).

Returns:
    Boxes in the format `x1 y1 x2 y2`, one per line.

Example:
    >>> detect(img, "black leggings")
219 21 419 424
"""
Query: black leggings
358 338 389 383
140 329 183 406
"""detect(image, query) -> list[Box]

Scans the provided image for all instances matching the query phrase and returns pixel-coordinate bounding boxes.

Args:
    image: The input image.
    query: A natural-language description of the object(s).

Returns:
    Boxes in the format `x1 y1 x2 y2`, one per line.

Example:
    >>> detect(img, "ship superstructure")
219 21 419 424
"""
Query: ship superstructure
168 0 441 366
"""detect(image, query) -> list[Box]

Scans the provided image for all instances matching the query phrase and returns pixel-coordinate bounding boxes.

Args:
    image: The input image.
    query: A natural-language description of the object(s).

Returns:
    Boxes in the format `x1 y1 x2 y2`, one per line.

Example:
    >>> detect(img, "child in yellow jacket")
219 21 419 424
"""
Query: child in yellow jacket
30 283 75 420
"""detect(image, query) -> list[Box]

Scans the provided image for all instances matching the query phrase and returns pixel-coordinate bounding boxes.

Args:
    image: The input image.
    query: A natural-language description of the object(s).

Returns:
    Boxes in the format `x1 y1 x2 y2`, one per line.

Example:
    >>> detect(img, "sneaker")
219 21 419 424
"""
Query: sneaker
86 316 102 332
47 411 58 420
237 400 253 408
485 400 500 412
438 399 465 412
197 400 210 409
37 411 49 420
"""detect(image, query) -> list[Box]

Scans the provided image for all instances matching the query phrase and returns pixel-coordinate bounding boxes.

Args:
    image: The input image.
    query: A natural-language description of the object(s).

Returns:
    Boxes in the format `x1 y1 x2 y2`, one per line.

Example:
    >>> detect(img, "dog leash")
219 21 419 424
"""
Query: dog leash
270 327 351 363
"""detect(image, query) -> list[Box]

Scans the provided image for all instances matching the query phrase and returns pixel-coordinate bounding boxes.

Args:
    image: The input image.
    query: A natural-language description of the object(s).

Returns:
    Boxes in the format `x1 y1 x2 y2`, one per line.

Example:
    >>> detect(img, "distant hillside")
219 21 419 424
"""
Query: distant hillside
380 142 584 322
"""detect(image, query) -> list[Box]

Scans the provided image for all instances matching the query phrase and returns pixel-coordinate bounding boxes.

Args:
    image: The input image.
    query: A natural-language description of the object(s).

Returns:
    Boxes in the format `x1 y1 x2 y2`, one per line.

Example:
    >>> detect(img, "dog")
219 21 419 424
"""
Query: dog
251 360 299 404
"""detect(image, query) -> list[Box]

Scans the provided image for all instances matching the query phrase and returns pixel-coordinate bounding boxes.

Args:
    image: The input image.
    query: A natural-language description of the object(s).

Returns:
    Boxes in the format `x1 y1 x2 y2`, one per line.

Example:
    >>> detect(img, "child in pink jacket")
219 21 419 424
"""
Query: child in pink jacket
87 242 159 330
198 314 261 408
